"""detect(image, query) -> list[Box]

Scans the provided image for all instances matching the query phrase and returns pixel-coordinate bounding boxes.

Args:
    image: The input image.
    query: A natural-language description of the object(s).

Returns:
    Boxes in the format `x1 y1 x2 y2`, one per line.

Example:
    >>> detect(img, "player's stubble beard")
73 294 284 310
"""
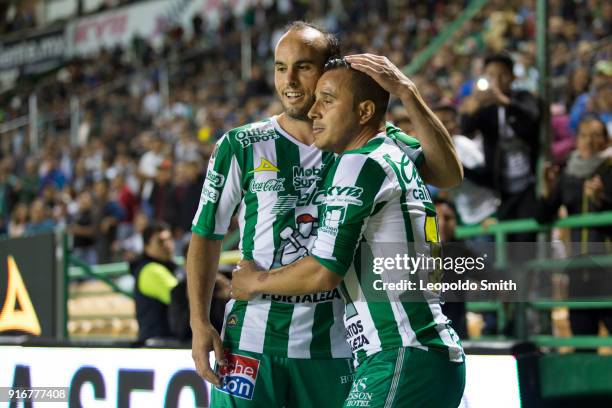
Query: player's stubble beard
281 93 316 122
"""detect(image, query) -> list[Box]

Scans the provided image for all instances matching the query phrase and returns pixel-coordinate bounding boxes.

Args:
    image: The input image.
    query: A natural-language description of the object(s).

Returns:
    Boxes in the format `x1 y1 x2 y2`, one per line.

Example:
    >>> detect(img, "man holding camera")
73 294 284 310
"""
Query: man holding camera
459 52 540 240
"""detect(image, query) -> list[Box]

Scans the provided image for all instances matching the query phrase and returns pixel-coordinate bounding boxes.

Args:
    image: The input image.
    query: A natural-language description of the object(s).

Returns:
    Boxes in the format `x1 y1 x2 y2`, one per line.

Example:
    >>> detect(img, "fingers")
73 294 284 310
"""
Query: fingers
200 359 221 386
192 325 226 386
345 54 389 73
199 336 226 387
345 54 387 64
193 349 221 386
348 62 384 76
213 336 227 368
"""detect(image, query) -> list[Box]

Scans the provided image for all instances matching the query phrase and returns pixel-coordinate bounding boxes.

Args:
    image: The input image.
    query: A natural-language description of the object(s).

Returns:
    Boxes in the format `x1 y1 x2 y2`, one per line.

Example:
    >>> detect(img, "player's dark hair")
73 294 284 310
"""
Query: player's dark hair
143 221 170 246
324 57 390 126
284 21 340 62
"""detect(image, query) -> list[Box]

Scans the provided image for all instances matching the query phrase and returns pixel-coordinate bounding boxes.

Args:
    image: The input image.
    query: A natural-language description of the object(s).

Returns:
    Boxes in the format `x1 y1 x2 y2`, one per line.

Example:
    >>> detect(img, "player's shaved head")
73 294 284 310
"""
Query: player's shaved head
280 21 340 63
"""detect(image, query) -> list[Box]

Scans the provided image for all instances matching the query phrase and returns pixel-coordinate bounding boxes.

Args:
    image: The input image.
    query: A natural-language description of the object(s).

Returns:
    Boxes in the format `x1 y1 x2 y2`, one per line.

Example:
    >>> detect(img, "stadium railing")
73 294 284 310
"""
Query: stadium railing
64 231 240 339
456 210 612 349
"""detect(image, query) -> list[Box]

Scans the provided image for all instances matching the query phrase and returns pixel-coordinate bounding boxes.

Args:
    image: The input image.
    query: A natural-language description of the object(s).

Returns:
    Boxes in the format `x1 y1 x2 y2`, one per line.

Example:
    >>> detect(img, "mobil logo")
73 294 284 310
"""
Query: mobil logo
217 352 260 400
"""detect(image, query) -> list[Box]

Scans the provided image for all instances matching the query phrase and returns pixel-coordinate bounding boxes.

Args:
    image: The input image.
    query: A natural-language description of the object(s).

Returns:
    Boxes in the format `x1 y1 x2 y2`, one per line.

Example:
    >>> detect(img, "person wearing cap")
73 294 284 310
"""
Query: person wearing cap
459 52 540 242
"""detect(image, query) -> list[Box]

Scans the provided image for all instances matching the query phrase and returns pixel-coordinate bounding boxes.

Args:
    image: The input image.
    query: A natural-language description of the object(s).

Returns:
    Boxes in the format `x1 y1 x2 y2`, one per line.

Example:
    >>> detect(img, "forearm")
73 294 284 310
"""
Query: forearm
252 257 339 296
399 88 463 188
186 234 222 328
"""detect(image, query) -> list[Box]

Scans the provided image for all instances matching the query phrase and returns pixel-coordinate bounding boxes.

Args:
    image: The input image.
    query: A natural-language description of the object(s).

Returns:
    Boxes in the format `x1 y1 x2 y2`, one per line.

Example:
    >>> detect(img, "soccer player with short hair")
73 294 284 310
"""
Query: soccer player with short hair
187 22 463 407
231 57 466 408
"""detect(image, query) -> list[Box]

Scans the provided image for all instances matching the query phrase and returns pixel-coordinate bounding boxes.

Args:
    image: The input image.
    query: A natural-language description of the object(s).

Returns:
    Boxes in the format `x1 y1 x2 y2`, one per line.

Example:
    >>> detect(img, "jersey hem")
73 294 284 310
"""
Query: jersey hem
222 340 351 360
190 226 225 240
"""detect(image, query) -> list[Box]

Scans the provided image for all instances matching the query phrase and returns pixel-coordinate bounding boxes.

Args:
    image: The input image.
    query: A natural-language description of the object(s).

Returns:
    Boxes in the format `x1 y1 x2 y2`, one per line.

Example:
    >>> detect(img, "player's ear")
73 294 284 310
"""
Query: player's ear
357 100 375 125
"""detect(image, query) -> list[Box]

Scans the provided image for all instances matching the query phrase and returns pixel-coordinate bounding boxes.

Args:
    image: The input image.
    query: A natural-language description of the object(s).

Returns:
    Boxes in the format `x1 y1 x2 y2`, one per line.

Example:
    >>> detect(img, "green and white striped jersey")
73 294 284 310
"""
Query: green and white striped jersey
192 117 351 358
311 133 465 364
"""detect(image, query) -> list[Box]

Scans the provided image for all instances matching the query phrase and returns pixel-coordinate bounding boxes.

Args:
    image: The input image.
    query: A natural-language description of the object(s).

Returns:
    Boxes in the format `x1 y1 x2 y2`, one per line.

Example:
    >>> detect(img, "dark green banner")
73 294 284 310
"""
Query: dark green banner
0 233 57 338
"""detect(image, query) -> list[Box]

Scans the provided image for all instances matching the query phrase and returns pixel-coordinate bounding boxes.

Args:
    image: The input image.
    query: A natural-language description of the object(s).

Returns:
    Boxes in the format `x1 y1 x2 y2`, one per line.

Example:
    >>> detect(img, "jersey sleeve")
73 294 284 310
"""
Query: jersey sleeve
191 134 242 239
312 155 393 277
385 122 425 169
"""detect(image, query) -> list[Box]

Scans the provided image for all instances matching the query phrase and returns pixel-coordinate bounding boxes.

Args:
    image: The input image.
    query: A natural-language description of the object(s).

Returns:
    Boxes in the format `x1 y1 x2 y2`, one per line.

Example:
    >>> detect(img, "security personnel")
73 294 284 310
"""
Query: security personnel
131 222 178 342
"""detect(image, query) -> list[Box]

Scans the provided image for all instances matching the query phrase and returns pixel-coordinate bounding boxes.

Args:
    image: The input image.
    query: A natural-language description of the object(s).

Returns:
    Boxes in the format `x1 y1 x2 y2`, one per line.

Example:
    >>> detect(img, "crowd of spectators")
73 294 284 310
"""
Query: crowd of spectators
0 0 610 270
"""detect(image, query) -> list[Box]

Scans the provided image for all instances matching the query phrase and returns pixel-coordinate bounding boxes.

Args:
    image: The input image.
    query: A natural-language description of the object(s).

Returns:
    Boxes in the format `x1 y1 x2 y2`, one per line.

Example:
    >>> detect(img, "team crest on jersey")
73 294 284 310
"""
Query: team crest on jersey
227 314 238 327
323 206 346 229
235 128 279 148
217 352 260 400
250 158 279 173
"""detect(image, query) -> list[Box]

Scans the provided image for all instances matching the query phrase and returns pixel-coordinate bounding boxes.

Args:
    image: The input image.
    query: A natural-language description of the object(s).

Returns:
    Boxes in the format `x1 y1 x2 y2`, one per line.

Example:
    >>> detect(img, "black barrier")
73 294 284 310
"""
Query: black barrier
0 233 58 338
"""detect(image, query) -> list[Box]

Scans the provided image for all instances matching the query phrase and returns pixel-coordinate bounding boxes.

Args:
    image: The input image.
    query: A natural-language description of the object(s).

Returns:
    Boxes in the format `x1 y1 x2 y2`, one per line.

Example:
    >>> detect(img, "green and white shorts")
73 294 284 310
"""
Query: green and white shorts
344 347 465 408
211 348 354 407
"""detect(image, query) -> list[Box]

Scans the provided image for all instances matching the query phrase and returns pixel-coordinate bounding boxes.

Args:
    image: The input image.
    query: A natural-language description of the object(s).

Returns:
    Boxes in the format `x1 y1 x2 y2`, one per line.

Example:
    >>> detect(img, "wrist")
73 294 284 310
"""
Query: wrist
397 83 419 102
190 317 213 330
250 273 264 296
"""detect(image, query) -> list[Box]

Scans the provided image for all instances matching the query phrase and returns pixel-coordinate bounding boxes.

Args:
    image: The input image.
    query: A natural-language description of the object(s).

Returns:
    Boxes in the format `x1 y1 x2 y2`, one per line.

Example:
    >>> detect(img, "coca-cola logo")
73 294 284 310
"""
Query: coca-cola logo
249 178 285 193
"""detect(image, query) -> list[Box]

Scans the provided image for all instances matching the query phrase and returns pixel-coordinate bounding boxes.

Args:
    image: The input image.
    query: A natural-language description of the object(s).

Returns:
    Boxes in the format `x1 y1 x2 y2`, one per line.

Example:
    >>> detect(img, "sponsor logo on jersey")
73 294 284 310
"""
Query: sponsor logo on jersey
235 128 279 148
271 188 326 215
206 169 225 188
260 288 341 304
217 352 260 400
250 158 280 173
382 153 433 204
383 153 424 185
346 377 373 406
412 185 432 202
249 178 285 192
345 319 370 352
325 186 364 206
271 195 298 215
201 183 220 204
292 165 322 189
340 373 356 385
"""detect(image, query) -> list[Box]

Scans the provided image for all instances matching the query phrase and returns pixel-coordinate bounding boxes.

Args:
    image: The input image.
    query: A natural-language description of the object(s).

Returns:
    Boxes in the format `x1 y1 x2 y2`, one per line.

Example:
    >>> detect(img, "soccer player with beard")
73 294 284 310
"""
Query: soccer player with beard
187 22 462 407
